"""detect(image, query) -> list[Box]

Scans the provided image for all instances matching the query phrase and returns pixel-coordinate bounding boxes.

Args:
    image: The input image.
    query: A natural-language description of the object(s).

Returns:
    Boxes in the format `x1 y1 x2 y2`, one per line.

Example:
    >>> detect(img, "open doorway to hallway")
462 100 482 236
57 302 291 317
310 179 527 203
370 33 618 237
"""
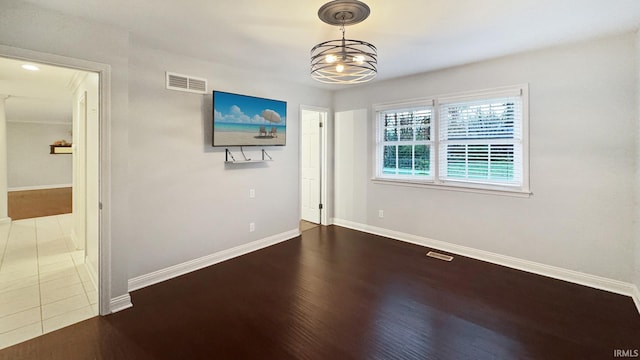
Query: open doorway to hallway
0 57 100 349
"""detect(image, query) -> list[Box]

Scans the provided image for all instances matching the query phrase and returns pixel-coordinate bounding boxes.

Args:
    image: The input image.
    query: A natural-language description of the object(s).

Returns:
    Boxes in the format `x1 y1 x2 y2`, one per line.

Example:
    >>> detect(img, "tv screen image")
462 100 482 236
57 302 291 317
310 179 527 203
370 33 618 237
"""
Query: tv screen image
212 91 287 147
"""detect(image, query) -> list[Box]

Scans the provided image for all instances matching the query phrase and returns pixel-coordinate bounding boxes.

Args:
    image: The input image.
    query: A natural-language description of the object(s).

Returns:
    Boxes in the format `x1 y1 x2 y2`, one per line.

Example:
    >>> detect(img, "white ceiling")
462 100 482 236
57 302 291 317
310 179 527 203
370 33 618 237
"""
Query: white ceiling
19 0 640 88
0 58 82 124
6 0 639 124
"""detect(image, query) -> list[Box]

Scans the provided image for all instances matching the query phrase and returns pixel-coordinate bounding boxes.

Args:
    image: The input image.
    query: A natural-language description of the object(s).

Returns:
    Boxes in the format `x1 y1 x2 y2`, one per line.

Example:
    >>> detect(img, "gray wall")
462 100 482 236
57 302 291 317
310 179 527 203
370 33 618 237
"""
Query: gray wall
7 122 72 189
2 0 638 306
0 0 131 299
332 33 637 283
0 0 333 298
126 38 331 278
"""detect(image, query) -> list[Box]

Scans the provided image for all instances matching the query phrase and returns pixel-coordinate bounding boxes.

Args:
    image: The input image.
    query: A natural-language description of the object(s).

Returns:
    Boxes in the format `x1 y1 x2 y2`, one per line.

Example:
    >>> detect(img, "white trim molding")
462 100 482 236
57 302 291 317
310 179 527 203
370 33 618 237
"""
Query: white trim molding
7 120 72 126
0 44 113 317
128 229 300 292
109 294 132 313
632 285 640 315
70 228 79 251
372 84 530 196
86 257 99 294
8 184 72 192
331 218 637 299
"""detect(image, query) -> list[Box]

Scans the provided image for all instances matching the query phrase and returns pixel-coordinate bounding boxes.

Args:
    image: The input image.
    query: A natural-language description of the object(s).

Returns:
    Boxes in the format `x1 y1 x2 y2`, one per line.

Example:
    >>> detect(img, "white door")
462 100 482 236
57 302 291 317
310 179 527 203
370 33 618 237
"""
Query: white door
301 109 321 223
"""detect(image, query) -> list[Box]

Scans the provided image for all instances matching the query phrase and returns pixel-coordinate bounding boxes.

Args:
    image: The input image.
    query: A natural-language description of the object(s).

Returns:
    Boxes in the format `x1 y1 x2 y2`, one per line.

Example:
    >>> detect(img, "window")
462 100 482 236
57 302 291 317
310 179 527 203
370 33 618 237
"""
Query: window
375 85 529 195
439 96 522 186
378 104 434 179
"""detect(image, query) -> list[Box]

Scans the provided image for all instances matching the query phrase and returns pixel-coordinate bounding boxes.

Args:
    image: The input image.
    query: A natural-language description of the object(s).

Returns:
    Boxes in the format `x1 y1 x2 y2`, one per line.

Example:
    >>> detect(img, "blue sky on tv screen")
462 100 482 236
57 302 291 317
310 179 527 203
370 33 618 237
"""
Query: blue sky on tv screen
214 92 286 125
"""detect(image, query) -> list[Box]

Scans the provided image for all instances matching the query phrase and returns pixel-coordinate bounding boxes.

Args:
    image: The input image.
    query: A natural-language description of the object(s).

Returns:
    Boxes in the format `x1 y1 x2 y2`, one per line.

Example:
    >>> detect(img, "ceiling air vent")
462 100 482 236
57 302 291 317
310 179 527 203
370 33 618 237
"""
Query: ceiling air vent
166 72 207 94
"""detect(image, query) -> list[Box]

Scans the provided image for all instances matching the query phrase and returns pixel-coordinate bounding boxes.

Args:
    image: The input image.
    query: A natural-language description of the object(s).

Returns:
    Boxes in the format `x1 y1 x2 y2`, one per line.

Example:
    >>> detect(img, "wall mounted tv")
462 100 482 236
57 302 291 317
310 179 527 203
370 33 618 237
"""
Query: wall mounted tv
212 90 287 147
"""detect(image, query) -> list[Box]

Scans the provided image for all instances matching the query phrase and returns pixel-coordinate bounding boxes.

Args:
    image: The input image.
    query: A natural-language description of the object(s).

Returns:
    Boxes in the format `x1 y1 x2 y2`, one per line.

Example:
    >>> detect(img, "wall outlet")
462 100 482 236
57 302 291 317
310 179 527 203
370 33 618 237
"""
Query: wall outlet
378 210 384 218
249 189 255 198
249 222 255 232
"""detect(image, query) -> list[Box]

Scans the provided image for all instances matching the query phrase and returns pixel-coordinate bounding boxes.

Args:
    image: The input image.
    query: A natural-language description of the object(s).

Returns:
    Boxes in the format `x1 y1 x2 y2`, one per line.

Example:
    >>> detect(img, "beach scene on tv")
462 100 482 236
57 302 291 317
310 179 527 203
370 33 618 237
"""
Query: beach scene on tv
213 91 286 146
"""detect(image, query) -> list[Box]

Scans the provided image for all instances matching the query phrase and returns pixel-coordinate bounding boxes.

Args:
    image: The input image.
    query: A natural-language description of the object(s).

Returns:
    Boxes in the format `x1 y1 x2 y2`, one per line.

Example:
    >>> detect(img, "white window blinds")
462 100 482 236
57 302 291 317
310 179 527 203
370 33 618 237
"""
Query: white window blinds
438 96 523 186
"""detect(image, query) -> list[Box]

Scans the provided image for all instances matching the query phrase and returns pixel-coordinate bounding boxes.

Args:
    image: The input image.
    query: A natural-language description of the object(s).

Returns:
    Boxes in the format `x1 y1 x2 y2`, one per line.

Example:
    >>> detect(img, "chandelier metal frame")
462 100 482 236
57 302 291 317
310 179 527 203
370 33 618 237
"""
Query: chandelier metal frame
310 0 378 85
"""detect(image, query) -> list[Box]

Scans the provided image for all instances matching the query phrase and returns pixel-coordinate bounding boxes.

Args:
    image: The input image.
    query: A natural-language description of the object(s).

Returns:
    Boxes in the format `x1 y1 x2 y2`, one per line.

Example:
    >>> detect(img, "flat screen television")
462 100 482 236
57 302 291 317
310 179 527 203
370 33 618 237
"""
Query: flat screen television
212 90 287 147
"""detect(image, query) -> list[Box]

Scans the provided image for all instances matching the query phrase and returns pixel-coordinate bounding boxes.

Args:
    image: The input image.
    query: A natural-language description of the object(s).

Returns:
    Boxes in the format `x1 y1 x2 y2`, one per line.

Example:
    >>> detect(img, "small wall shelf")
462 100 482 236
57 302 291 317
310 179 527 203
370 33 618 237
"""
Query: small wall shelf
50 145 72 154
225 148 273 163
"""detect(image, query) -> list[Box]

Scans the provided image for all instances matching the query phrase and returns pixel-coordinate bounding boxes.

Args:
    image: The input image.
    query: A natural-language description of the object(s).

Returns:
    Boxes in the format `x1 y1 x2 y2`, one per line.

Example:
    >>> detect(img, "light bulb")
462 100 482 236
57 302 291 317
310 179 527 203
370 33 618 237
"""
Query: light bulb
353 55 365 64
336 64 345 73
325 55 337 63
21 64 39 71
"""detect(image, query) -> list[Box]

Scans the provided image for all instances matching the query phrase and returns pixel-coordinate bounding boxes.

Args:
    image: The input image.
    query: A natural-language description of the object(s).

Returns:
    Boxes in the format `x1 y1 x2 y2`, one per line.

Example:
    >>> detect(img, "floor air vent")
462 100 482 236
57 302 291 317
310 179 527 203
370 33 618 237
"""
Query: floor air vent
166 72 207 94
426 251 453 262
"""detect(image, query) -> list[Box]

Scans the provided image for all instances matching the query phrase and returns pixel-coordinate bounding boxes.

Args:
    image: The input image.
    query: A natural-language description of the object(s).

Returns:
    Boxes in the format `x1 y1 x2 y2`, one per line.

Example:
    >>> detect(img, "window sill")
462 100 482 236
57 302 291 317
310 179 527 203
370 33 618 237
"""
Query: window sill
371 178 531 198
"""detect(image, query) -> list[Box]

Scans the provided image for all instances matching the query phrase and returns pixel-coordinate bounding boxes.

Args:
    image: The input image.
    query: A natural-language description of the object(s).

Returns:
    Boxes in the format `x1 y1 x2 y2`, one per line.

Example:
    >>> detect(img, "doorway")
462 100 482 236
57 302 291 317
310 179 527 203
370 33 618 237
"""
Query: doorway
300 106 328 228
0 55 101 349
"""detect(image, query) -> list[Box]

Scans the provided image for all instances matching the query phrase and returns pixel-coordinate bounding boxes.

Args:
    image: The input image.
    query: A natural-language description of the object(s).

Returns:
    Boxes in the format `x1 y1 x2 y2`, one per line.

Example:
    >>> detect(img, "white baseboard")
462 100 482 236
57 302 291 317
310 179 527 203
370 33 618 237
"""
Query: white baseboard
85 258 99 293
70 229 82 251
8 184 72 192
0 217 11 225
332 218 636 298
632 285 640 315
128 228 301 292
110 294 133 313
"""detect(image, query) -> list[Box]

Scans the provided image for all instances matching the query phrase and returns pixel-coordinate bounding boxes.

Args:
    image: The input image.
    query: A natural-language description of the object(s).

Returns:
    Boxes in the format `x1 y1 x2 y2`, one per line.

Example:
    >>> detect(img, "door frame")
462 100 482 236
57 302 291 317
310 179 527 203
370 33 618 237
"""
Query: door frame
300 105 329 226
0 44 112 315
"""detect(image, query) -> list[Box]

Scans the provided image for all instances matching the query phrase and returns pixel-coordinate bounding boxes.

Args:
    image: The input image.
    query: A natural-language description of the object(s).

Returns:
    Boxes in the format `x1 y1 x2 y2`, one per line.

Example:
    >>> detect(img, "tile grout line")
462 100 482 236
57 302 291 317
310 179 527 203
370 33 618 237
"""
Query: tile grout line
40 216 88 305
0 221 13 275
64 212 95 310
0 214 91 345
34 218 45 335
76 266 93 306
49 215 95 328
0 310 41 335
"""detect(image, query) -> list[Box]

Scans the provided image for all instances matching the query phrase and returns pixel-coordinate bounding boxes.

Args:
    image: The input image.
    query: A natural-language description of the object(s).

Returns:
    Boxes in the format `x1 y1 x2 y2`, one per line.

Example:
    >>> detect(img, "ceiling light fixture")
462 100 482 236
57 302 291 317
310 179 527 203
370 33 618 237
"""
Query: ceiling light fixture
21 64 40 71
310 0 377 84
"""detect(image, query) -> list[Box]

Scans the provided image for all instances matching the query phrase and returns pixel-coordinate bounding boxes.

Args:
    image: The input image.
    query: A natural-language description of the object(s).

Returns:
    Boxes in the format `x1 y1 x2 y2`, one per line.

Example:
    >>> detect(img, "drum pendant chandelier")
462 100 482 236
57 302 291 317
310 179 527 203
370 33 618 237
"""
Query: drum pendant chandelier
310 0 377 84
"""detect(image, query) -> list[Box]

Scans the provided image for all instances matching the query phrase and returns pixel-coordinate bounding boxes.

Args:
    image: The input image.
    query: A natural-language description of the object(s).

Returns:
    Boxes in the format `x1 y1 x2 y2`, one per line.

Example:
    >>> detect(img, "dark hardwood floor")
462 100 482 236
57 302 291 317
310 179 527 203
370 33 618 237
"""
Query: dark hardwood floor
8 187 72 220
1 225 639 359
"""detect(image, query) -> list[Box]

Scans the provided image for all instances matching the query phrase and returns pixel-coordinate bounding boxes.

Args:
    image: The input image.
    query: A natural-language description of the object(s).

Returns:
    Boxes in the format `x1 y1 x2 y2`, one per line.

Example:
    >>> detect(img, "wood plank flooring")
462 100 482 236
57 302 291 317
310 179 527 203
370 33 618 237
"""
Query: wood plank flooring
8 188 72 220
300 220 319 232
1 225 638 359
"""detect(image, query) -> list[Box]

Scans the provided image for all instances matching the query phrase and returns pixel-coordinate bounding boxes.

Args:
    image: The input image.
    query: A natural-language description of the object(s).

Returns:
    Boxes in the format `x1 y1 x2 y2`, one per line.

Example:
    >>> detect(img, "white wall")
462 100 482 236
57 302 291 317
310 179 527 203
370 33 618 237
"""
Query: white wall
0 0 334 305
635 30 640 295
7 122 72 189
126 38 332 279
334 109 368 224
5 98 71 124
0 0 131 300
333 33 637 283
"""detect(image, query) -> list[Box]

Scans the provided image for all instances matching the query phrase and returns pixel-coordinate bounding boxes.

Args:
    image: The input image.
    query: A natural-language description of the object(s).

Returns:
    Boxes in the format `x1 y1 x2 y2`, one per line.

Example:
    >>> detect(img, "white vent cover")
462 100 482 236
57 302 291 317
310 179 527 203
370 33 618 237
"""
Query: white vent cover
426 251 453 262
165 72 207 94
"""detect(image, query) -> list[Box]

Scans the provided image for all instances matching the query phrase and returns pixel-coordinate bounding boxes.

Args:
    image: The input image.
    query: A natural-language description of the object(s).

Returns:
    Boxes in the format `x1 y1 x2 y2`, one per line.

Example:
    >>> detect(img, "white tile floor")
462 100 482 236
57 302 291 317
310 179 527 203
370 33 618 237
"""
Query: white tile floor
0 214 98 350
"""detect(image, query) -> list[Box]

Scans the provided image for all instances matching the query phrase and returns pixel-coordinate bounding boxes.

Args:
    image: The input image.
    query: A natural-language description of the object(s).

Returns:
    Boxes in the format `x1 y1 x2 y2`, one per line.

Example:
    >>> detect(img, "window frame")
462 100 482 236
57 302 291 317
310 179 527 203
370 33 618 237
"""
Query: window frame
373 85 530 197
375 99 435 182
